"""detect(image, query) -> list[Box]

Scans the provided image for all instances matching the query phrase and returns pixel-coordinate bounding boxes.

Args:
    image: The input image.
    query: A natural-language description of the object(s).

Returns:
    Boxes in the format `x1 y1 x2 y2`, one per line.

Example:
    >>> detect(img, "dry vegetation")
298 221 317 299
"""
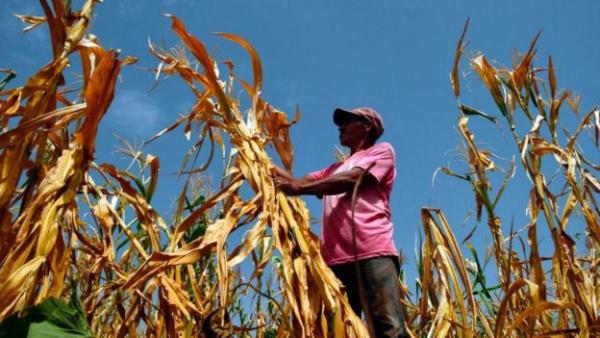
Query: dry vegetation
405 19 600 337
0 3 598 338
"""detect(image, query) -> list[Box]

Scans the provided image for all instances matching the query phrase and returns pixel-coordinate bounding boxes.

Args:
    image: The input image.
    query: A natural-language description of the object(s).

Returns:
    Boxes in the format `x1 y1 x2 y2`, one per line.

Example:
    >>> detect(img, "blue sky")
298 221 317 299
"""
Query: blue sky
2 0 599 296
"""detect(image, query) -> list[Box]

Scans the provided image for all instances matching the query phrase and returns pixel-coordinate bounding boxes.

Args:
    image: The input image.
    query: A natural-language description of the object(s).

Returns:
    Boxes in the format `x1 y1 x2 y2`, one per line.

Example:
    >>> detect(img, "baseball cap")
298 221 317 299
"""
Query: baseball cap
333 107 385 140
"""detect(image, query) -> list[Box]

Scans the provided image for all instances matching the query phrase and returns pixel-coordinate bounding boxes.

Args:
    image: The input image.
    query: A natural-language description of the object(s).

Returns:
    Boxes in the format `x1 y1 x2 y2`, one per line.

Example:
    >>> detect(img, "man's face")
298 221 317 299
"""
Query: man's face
338 116 371 147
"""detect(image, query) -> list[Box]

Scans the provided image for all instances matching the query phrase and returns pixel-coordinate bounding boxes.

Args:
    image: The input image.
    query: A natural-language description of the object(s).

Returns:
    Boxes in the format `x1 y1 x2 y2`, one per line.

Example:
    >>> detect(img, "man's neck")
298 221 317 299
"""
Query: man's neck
350 140 374 155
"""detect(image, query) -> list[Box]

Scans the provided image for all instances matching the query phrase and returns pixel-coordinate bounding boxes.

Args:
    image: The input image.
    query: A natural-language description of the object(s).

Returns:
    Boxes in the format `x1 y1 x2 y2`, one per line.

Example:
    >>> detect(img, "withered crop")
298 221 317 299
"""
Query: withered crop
1 3 599 338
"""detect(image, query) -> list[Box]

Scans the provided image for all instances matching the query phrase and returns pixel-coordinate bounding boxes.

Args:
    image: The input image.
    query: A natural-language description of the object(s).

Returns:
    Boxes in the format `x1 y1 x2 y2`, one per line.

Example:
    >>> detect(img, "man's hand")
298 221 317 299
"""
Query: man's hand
271 164 291 180
272 174 301 195
271 165 303 195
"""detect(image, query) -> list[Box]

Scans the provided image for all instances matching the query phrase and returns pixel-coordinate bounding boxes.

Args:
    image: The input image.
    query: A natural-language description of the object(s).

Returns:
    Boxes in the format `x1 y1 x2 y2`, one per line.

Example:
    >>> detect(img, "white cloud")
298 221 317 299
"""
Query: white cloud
115 0 142 17
24 24 48 44
107 90 165 138
6 49 36 66
1 2 43 37
284 83 311 109
1 2 52 60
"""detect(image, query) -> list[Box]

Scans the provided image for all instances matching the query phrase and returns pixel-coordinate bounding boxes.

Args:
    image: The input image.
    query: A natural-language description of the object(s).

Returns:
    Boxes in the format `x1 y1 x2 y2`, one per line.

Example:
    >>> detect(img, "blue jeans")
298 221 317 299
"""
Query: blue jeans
330 256 409 338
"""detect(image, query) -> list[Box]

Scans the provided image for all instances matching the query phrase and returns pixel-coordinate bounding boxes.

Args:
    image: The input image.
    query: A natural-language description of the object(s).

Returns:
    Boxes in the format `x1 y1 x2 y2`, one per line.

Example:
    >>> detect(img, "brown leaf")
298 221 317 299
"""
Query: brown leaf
548 55 556 99
451 17 469 98
215 33 263 96
471 55 508 116
513 31 540 91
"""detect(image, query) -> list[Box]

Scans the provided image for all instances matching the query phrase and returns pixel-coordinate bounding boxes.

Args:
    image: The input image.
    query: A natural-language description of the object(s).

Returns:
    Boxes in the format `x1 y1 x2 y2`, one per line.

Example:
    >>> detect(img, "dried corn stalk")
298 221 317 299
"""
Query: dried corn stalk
1 0 368 335
124 16 369 337
410 20 600 337
0 0 131 319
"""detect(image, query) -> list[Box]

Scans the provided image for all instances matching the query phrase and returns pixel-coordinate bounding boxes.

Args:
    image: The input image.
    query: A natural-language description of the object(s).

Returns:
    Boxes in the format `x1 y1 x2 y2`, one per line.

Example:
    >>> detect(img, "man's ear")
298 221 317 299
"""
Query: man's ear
363 123 374 137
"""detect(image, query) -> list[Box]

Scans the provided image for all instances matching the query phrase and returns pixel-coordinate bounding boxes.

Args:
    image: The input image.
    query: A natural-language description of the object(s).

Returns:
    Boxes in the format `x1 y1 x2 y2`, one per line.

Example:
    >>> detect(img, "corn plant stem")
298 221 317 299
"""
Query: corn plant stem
350 163 376 336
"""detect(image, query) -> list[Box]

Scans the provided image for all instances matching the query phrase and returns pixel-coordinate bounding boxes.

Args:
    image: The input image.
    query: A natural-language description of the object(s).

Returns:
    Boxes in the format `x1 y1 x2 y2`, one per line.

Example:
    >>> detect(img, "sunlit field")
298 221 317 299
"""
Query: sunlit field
0 2 598 337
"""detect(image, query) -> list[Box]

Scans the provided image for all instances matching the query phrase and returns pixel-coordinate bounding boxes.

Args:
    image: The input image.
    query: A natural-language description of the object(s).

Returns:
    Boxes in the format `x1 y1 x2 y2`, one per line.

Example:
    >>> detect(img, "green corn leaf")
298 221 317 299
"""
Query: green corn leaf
460 104 498 123
0 297 93 338
0 71 16 91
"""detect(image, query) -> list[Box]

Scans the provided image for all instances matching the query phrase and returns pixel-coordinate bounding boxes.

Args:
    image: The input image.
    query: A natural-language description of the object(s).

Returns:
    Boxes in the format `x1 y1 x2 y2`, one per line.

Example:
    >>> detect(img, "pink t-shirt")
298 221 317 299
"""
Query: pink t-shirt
308 142 398 266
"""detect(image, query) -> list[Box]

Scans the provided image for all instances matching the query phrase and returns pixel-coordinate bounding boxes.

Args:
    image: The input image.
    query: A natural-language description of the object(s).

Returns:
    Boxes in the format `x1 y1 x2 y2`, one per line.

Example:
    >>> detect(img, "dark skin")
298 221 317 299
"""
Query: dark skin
272 116 377 196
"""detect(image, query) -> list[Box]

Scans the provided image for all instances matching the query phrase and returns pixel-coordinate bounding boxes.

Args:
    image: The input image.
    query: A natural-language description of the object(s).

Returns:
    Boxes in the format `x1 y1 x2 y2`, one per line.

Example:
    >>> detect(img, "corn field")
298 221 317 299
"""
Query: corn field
0 2 599 337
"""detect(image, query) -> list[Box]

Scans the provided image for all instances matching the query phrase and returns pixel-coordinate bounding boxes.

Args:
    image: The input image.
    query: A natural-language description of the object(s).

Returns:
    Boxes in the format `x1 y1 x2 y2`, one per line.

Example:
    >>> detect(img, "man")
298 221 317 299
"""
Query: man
272 107 408 337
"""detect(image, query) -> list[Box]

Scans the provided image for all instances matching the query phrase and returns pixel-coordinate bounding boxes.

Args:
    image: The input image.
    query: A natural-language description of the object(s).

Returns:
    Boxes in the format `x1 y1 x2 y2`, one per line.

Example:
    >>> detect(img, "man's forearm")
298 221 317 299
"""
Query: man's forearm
293 170 363 196
273 166 373 196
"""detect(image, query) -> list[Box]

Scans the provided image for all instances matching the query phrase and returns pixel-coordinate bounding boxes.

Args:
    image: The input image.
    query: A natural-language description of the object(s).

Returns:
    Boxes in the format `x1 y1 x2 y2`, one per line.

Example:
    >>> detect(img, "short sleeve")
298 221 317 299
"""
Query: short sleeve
352 143 395 183
307 163 340 181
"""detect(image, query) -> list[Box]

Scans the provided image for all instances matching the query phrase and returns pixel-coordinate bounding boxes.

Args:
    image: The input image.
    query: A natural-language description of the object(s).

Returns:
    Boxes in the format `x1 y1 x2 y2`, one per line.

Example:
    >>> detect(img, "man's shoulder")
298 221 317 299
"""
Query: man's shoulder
369 142 395 155
374 141 393 149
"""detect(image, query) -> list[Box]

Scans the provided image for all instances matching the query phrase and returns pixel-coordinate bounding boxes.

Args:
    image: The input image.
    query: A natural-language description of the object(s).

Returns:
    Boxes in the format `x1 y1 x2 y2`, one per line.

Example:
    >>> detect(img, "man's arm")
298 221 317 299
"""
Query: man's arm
271 165 314 184
272 166 376 196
